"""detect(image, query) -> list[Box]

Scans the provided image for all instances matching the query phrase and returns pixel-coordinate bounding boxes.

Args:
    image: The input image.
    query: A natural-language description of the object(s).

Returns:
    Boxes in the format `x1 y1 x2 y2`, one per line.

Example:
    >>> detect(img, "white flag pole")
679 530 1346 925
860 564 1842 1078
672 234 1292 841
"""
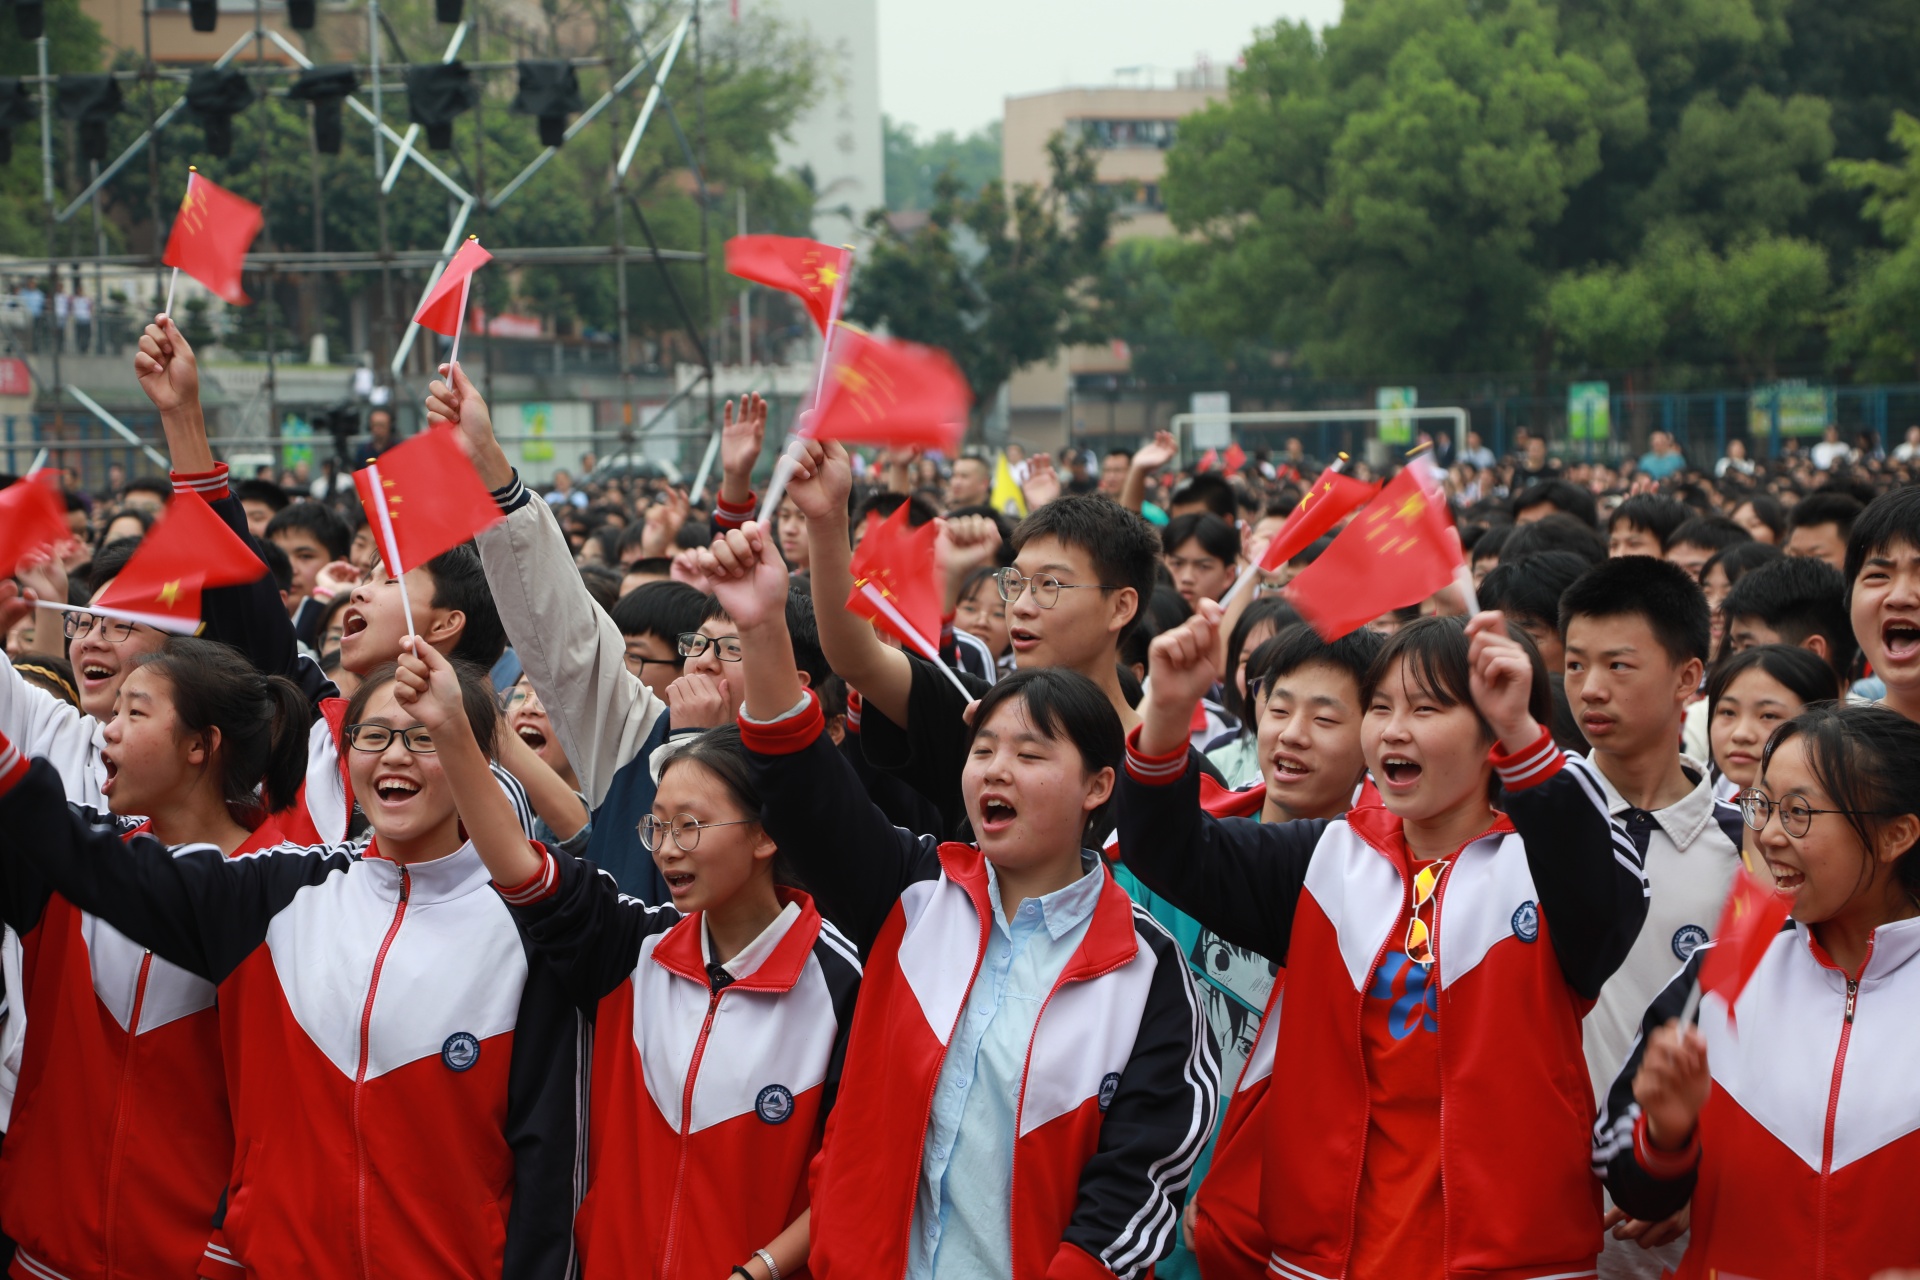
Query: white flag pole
858 581 974 701
365 461 416 638
758 245 855 525
162 268 180 319
447 272 472 376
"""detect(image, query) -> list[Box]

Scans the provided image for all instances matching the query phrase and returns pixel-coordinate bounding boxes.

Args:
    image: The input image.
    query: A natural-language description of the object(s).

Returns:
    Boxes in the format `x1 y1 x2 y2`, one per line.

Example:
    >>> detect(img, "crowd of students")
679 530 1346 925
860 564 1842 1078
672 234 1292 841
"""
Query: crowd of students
0 315 1915 1279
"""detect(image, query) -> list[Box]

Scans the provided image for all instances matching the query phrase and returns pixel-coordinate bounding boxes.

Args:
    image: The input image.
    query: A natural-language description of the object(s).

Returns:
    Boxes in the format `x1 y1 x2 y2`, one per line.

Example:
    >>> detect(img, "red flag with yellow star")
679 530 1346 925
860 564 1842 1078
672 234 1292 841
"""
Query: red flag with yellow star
1698 860 1793 1019
353 426 502 577
806 326 971 454
845 501 944 661
1258 469 1379 573
88 489 265 633
725 235 848 333
1285 456 1462 640
161 171 264 306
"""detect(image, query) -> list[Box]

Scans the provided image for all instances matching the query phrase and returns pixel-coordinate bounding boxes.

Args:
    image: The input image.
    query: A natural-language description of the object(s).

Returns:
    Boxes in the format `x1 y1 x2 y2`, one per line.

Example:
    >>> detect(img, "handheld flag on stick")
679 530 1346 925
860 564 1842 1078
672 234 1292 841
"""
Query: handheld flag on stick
39 491 263 633
1217 456 1376 613
754 240 856 524
990 453 1026 519
1223 441 1247 476
1285 454 1463 641
1695 860 1794 1025
353 427 503 638
413 236 493 375
725 235 848 334
0 474 72 574
846 504 972 700
161 168 264 311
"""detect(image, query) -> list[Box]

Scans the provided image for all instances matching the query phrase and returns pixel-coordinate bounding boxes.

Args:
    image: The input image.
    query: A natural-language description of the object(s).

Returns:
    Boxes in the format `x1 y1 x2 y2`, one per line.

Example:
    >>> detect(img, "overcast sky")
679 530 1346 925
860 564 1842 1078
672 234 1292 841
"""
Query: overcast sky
876 0 1343 138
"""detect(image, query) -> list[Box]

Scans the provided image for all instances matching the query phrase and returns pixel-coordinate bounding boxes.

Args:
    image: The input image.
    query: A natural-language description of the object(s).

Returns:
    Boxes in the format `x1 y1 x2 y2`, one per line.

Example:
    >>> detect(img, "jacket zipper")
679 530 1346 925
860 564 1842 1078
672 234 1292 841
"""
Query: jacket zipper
102 950 154 1278
658 986 723 1274
1815 953 1866 1280
1429 864 1452 1278
353 867 410 1280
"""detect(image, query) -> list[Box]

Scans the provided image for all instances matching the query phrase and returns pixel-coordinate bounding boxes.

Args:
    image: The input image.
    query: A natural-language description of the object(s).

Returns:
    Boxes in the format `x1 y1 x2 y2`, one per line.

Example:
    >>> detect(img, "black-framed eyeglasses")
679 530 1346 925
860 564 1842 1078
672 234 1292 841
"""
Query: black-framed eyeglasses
677 632 744 662
992 567 1121 609
344 723 437 755
638 812 757 852
626 648 684 672
1735 787 1901 839
63 613 137 642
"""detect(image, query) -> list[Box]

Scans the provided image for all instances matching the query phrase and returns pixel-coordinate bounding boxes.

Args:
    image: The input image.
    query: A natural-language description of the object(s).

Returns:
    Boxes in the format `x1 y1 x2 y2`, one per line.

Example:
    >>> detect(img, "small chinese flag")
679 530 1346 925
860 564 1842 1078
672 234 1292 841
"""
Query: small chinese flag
1698 864 1793 1017
353 427 502 577
0 475 72 574
845 503 943 661
725 235 848 333
1196 448 1218 474
1258 470 1379 573
1223 441 1247 476
1285 457 1461 641
413 238 493 336
89 490 265 633
805 326 971 454
161 171 264 306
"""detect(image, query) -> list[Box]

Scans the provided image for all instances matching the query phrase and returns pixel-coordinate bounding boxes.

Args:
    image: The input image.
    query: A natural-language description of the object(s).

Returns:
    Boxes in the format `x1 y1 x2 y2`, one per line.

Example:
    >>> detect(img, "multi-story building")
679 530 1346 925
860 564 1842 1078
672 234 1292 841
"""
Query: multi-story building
1001 68 1226 448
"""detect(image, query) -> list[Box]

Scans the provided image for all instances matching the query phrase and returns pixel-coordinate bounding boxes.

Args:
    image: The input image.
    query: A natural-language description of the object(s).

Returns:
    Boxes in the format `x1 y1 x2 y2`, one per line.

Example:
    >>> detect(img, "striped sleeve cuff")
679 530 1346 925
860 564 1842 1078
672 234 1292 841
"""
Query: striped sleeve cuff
1632 1110 1700 1180
1124 724 1192 787
490 470 532 515
0 731 29 796
845 687 862 734
170 464 229 500
713 491 757 531
737 688 823 755
495 845 559 905
1490 727 1561 791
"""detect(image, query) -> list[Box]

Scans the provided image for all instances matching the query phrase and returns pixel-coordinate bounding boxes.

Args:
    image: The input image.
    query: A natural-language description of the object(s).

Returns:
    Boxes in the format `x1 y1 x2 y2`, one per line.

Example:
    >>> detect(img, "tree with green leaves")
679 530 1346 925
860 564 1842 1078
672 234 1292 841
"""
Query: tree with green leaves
882 116 1001 212
846 132 1113 424
1832 111 1920 380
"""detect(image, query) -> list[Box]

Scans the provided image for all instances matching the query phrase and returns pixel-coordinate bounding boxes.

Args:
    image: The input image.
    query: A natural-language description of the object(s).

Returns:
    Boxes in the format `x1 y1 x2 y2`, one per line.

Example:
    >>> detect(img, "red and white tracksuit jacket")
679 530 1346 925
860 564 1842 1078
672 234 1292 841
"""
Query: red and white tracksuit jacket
741 692 1220 1280
0 805 283 1280
1597 916 1920 1279
0 746 583 1280
496 845 860 1277
1115 727 1648 1280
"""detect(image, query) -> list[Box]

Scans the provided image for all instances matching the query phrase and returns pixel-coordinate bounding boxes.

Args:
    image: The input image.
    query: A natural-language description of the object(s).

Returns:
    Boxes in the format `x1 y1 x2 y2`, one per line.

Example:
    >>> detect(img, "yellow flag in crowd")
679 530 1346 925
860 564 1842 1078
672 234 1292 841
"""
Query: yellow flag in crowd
991 453 1026 518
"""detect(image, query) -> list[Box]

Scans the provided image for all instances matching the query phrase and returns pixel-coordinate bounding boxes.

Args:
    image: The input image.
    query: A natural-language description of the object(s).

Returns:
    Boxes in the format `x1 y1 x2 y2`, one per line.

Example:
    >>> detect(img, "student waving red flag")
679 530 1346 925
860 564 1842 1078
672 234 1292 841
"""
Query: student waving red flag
85 490 264 632
353 427 502 576
0 474 71 572
161 171 263 305
1285 456 1461 640
412 237 493 336
1256 466 1378 574
845 502 943 661
725 235 848 333
805 327 970 454
1222 441 1247 476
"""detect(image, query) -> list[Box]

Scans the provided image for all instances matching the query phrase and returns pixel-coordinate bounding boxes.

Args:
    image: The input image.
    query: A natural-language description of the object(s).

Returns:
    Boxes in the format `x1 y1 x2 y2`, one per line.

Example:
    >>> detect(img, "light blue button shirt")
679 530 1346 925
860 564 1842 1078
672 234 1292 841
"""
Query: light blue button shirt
906 854 1105 1279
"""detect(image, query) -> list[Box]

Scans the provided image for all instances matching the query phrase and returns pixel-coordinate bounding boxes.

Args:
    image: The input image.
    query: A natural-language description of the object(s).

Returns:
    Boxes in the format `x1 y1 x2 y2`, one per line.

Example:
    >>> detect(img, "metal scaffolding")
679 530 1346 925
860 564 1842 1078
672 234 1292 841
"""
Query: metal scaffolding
6 0 719 482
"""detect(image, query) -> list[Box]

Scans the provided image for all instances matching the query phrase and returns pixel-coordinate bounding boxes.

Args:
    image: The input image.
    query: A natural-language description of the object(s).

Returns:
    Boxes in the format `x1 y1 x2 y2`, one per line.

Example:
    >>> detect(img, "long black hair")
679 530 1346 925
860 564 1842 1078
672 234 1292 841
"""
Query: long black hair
134 637 308 816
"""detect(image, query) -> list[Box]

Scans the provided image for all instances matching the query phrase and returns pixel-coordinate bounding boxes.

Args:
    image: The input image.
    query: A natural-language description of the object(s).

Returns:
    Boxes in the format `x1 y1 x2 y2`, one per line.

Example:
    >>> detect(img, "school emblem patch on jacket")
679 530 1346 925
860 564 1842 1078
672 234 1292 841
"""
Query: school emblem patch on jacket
756 1084 794 1123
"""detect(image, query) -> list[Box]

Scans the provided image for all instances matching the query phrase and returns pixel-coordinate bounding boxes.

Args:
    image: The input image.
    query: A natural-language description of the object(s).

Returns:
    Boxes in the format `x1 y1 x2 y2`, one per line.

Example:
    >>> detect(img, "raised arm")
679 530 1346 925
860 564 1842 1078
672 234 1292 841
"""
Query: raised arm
0 735 336 982
1119 431 1176 515
713 392 766 531
428 364 668 807
786 439 916 724
1468 611 1648 1000
1115 603 1322 958
696 522 939 951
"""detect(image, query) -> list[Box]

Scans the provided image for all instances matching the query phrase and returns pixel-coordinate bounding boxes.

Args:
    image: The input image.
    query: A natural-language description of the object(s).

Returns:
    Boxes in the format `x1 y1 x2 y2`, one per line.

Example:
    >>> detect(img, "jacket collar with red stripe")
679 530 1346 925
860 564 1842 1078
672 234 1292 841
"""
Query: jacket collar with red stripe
650 887 825 993
1343 791 1514 877
935 841 1139 982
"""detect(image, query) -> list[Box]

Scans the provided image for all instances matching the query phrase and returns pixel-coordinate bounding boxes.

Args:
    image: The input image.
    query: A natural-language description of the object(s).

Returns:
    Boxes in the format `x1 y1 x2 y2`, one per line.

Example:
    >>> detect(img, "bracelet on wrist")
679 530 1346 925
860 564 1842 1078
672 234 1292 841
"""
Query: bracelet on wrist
731 1267 754 1280
755 1248 782 1280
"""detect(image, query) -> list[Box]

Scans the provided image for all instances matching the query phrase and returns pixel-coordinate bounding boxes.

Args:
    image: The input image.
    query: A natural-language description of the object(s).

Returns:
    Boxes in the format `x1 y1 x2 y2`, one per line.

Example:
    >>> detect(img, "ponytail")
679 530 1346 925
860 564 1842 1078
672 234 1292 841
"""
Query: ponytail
135 637 310 816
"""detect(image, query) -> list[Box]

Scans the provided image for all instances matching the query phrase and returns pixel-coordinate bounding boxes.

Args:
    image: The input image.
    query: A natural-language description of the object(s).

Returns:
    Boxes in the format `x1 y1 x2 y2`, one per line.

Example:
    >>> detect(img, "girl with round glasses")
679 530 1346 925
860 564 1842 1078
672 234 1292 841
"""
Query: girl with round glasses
1119 605 1647 1279
0 651 585 1277
1600 703 1920 1275
394 640 858 1280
